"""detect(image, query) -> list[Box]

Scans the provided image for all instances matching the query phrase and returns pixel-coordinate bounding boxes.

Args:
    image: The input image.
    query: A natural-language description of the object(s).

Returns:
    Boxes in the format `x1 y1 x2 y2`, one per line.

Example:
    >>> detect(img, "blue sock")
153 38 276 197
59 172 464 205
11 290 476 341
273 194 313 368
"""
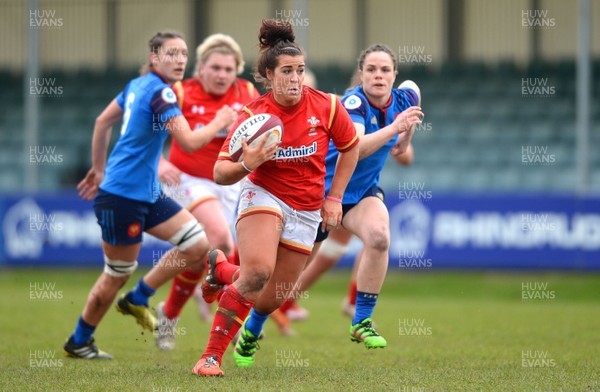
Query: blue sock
245 308 269 337
72 316 96 345
353 291 379 325
126 278 156 306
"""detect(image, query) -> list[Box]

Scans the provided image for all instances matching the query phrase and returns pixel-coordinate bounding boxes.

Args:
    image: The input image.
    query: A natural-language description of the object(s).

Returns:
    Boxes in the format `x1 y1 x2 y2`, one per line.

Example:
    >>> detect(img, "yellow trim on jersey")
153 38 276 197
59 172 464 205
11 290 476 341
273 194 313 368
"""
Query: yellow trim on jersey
247 82 256 98
173 81 184 109
242 106 254 117
337 134 359 152
218 151 231 159
328 94 337 128
279 238 312 254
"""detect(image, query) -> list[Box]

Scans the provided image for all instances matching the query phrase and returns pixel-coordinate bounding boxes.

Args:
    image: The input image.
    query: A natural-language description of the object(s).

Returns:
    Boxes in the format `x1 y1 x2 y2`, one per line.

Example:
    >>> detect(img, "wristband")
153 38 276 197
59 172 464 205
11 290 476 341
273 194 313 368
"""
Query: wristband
326 195 342 203
241 161 253 173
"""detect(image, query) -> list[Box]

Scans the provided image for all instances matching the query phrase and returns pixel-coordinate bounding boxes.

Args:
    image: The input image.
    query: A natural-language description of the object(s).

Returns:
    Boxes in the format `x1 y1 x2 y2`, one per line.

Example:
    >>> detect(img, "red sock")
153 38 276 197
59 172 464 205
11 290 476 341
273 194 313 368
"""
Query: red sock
202 285 253 363
215 255 240 285
348 279 358 306
226 245 240 266
216 286 226 302
278 299 295 313
163 269 203 319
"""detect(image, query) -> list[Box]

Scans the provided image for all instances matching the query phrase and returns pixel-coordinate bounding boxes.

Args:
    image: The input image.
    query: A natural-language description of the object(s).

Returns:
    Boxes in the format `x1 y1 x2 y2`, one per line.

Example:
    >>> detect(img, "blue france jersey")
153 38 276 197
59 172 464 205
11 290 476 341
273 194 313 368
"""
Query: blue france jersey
100 72 182 203
324 85 418 204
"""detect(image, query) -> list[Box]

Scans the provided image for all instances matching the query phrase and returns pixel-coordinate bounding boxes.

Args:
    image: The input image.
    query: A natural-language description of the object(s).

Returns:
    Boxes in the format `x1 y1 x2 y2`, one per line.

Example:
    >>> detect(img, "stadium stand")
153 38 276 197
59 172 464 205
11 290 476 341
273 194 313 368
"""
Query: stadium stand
1 61 598 193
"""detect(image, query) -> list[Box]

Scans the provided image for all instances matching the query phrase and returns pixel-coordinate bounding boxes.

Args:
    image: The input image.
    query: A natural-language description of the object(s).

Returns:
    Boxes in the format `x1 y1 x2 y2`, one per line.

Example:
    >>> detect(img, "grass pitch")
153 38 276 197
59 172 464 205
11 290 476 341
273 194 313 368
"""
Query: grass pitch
0 268 598 391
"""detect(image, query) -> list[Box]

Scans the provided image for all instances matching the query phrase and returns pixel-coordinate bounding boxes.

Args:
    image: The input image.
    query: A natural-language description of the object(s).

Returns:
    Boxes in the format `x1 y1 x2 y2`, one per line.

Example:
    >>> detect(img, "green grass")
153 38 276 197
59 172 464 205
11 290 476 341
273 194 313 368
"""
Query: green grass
0 268 598 391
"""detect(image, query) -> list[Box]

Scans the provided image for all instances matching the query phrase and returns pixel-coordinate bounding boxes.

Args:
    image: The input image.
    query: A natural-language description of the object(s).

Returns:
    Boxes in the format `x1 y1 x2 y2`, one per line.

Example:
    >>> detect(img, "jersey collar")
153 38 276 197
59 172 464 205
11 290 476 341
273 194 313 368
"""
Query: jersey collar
151 70 171 85
360 86 392 110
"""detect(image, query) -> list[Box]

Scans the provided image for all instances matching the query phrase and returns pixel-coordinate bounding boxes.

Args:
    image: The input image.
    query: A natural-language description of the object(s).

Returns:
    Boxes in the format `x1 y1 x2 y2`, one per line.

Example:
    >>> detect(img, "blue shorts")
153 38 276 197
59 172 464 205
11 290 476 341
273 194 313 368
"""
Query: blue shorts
315 185 385 243
93 188 182 245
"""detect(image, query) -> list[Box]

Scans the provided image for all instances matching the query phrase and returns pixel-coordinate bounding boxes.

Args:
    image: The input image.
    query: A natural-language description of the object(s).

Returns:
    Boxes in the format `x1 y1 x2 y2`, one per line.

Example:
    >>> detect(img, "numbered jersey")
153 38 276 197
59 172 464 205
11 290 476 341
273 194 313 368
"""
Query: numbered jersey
168 78 258 180
324 85 418 204
100 71 182 203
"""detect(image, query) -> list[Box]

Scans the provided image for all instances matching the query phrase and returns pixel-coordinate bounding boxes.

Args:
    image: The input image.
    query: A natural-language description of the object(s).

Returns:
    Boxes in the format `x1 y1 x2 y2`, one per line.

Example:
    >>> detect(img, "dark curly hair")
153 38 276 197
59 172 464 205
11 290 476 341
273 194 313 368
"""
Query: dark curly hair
254 19 304 89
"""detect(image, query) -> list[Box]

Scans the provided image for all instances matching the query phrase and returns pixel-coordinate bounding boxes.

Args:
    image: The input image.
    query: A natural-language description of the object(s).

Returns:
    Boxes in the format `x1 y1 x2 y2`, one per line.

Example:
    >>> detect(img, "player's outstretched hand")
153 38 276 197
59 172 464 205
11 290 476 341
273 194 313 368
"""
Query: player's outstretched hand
240 131 280 171
394 106 423 134
77 167 103 200
215 105 238 130
158 159 181 186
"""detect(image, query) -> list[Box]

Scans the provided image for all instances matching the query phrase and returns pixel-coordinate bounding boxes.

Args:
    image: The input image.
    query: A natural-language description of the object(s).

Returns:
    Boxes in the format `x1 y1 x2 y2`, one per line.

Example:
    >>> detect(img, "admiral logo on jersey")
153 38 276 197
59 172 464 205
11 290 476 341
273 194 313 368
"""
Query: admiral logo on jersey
275 142 317 160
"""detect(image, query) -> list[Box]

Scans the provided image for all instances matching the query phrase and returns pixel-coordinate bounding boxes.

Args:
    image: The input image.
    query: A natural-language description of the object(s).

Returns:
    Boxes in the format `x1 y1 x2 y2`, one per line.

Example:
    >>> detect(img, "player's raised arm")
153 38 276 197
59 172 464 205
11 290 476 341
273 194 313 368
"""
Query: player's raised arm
166 105 237 152
393 80 422 155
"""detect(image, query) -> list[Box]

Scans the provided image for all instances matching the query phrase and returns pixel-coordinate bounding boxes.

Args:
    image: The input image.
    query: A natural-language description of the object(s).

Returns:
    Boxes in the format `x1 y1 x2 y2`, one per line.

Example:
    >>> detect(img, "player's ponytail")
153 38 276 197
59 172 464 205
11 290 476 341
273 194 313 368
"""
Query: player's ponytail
140 31 185 76
254 19 304 90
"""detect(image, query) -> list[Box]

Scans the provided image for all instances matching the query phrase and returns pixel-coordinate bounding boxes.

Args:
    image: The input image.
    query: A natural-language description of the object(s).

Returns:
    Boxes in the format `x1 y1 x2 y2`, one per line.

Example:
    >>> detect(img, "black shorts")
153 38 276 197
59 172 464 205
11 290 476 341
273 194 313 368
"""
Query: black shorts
315 185 385 243
93 189 182 245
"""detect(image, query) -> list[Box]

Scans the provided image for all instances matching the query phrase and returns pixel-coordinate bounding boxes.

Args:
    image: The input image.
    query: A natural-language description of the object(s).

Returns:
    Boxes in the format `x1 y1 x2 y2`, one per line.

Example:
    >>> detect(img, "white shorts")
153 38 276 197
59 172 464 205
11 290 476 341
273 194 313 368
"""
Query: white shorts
237 181 321 255
163 173 242 221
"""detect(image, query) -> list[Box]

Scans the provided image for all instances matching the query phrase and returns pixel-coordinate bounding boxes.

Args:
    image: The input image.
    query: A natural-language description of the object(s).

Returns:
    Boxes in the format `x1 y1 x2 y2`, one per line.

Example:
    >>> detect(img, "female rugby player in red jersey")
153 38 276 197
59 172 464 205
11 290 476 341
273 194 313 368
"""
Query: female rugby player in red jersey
192 19 360 376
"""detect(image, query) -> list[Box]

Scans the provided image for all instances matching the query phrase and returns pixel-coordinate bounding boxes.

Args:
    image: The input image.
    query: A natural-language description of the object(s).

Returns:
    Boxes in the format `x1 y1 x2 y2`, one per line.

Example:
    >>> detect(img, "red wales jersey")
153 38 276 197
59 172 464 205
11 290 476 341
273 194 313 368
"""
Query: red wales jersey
169 78 258 180
218 86 359 211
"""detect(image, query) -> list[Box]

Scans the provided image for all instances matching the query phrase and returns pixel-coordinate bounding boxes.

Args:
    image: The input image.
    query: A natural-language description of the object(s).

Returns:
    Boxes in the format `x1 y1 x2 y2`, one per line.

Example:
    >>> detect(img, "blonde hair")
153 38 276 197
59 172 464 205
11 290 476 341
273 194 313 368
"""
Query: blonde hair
195 33 245 77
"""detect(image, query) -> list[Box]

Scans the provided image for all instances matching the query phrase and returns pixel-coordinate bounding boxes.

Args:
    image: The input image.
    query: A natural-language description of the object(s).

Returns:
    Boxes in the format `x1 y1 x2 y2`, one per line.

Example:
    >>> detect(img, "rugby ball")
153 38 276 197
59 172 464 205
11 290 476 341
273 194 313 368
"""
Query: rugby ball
229 113 283 162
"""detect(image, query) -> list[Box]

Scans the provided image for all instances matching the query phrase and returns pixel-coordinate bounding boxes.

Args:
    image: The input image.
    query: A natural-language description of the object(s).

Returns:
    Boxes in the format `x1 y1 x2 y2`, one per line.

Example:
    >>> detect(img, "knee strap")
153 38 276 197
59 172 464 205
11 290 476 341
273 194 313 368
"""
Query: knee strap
319 237 350 259
104 255 138 277
169 220 206 251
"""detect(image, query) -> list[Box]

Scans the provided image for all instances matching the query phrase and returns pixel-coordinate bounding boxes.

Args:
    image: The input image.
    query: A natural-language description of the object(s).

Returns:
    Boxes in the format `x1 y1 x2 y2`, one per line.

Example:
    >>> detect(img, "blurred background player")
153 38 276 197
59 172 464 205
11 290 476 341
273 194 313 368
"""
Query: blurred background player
192 19 359 376
280 142 414 321
63 31 237 359
153 33 256 350
301 44 423 349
